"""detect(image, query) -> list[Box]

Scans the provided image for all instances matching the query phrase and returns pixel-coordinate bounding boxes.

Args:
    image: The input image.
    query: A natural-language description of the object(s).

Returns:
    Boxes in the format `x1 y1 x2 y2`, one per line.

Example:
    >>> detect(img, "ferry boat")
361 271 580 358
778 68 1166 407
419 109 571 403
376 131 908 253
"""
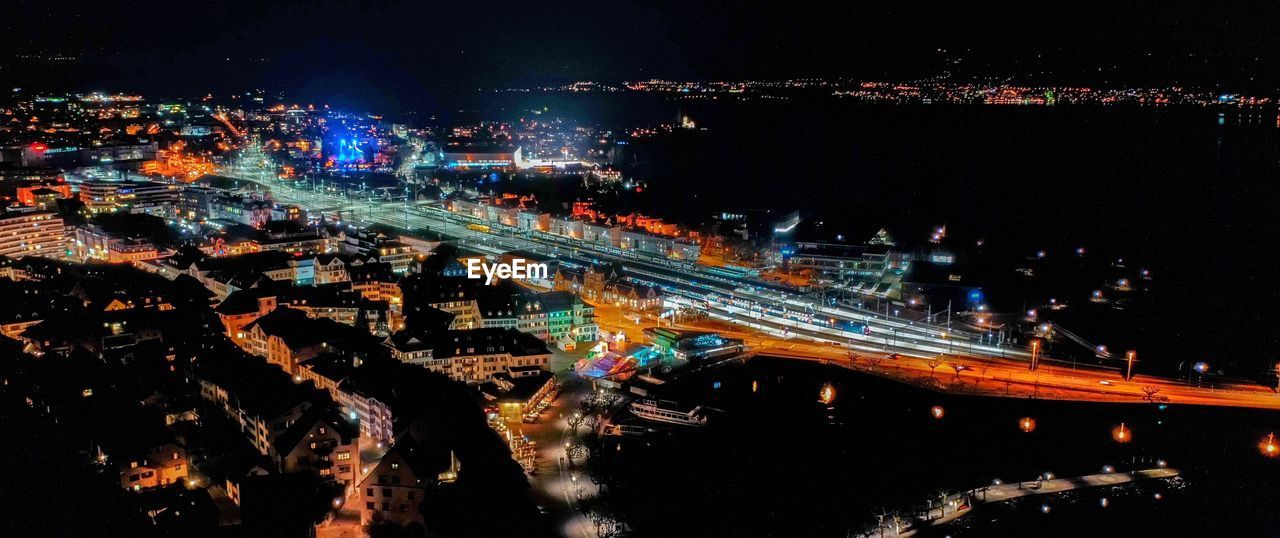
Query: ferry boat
629 399 709 426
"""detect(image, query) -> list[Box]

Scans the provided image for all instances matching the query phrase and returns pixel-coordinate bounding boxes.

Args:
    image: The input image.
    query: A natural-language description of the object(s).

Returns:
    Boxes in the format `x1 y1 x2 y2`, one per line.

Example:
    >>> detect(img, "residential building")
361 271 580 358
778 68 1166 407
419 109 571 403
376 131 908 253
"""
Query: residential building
269 411 360 492
357 434 450 528
384 327 551 384
0 210 65 259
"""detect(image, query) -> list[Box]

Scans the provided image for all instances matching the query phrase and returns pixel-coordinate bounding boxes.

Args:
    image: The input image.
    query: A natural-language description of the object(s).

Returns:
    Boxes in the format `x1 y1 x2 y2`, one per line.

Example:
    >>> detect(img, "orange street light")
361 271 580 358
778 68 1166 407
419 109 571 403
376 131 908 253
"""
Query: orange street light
819 382 836 405
1019 417 1036 433
1261 432 1279 458
1112 423 1132 443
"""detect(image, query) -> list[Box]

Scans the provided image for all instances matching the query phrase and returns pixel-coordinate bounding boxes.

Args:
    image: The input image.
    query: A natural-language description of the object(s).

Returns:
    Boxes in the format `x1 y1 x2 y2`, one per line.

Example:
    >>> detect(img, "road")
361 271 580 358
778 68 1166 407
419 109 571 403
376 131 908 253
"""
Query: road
505 349 602 538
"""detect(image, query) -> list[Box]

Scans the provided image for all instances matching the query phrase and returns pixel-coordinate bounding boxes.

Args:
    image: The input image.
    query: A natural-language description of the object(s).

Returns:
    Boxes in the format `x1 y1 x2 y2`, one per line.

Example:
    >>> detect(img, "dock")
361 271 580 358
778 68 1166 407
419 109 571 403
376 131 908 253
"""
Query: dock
859 467 1180 537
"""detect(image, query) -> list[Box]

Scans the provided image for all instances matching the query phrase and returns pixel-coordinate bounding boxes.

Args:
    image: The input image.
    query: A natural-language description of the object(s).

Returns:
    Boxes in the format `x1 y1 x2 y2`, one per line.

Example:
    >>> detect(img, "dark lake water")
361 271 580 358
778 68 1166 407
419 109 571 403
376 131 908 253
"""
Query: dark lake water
463 93 1280 378
596 357 1280 537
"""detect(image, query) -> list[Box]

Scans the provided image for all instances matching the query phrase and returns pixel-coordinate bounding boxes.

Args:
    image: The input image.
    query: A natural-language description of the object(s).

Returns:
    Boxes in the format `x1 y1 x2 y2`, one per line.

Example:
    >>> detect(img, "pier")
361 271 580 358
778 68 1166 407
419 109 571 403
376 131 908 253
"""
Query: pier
860 467 1181 537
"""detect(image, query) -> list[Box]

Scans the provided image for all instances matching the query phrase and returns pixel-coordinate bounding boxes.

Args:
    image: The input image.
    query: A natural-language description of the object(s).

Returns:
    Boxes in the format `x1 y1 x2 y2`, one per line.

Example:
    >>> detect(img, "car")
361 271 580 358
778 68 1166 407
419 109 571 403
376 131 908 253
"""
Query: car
1099 380 1114 386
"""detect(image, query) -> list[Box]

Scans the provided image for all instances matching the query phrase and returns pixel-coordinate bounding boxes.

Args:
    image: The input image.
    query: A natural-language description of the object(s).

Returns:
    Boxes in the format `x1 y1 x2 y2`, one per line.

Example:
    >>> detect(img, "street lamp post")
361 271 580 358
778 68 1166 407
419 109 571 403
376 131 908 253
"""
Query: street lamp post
1030 340 1040 371
1125 350 1136 381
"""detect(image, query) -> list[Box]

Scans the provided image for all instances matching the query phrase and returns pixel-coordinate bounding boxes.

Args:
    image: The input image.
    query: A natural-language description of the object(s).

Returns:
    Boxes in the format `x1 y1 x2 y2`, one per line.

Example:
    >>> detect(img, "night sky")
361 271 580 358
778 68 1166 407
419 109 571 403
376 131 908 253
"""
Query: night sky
3 0 1280 111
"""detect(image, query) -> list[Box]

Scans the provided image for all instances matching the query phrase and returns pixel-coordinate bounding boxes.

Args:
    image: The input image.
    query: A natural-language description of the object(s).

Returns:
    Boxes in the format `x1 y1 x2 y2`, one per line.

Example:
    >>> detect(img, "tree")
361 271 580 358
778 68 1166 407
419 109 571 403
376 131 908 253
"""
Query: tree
947 362 964 379
567 412 586 433
1140 386 1167 403
865 356 884 371
590 510 622 538
925 357 943 377
935 490 951 519
566 441 589 463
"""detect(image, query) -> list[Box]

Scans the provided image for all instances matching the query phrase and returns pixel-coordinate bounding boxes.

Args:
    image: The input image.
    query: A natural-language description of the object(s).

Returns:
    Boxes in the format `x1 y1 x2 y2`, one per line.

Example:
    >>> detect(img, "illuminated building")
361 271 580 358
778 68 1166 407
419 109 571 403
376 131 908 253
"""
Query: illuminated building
78 180 180 216
331 137 369 164
617 228 701 260
477 289 597 345
251 228 334 256
179 185 218 221
555 265 663 311
398 276 483 329
193 353 320 456
146 149 216 179
210 193 275 227
0 211 66 259
382 328 551 385
483 371 557 422
296 353 397 443
0 166 61 183
269 411 360 492
446 198 697 259
341 228 418 274
784 241 894 284
71 224 160 263
26 189 63 212
441 145 521 169
116 444 190 491
356 435 449 528
516 209 549 231
547 215 584 239
29 142 159 168
238 305 366 374
16 183 72 209
643 327 747 362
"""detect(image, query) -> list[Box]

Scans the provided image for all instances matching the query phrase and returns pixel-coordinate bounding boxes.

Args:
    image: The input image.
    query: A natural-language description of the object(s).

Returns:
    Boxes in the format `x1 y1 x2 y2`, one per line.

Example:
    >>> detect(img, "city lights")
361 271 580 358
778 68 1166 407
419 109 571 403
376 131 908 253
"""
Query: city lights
5 8 1280 536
